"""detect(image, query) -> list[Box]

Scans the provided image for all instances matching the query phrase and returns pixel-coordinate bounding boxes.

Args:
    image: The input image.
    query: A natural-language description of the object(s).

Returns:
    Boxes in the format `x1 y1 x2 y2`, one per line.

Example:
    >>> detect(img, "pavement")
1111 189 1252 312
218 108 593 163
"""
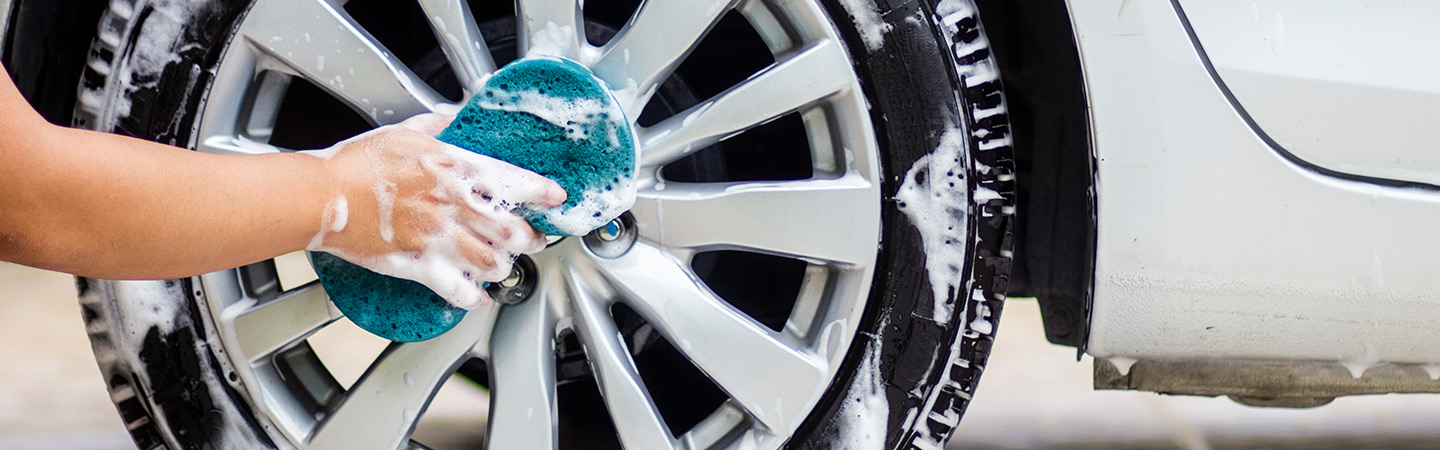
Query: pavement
2 262 1438 449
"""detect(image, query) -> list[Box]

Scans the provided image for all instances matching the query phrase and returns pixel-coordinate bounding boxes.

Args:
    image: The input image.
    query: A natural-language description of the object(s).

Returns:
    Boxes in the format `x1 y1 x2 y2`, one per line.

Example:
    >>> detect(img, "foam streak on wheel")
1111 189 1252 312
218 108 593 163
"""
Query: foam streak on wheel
54 0 1015 448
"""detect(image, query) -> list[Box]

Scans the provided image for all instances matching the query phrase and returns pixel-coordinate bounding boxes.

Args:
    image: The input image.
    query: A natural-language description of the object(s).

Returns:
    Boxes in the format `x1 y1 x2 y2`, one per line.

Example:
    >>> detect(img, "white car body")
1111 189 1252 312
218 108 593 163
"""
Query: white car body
1071 0 1440 384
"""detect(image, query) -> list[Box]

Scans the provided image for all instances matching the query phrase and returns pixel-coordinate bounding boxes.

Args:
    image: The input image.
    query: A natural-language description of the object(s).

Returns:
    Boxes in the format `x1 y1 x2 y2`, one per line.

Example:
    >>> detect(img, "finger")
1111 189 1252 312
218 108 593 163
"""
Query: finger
436 275 490 310
447 147 567 207
453 231 511 283
459 204 547 254
398 113 456 136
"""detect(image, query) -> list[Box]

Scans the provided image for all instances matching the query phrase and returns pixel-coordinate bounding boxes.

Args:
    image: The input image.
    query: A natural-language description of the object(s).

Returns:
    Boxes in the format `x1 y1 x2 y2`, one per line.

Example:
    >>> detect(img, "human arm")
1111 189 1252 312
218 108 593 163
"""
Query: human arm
0 70 562 307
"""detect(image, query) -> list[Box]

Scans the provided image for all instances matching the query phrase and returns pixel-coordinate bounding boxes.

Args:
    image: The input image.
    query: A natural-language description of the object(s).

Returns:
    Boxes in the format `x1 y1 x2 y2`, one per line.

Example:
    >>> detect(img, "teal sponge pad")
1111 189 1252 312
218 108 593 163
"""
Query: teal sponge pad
439 56 637 236
312 252 464 342
316 56 635 342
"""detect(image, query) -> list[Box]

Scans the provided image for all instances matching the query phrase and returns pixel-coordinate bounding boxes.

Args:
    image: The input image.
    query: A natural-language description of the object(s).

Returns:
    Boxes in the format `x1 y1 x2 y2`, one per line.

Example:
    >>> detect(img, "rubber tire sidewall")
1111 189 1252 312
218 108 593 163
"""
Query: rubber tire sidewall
72 0 283 449
789 0 1014 448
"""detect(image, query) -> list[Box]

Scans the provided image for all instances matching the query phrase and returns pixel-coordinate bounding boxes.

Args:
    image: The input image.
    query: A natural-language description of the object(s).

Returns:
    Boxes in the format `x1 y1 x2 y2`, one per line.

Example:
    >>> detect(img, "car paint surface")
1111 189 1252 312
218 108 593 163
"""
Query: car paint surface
1071 0 1440 369
1181 0 1440 186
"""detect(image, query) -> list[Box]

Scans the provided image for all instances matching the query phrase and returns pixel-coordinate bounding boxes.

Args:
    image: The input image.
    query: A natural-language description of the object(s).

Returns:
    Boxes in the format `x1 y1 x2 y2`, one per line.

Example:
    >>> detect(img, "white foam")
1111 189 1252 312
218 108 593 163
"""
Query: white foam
114 280 184 337
896 127 971 326
541 177 636 236
310 196 349 249
835 329 888 449
476 88 612 141
90 0 210 124
330 196 348 233
525 22 576 58
836 0 892 52
373 181 398 243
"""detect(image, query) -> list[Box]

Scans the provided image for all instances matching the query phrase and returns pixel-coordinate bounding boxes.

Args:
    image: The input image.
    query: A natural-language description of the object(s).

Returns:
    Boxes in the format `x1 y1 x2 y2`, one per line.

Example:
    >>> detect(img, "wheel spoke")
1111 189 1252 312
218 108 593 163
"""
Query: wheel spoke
630 178 878 265
308 305 499 450
418 0 497 93
593 0 742 114
515 0 583 58
239 0 445 124
592 244 827 431
227 282 339 363
638 40 852 168
568 273 677 449
485 296 558 450
198 134 286 156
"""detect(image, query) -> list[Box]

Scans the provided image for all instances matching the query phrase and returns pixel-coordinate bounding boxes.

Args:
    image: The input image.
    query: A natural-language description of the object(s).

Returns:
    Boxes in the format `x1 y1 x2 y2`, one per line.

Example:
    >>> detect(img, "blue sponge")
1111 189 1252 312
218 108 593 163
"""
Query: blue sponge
316 56 636 342
439 56 637 236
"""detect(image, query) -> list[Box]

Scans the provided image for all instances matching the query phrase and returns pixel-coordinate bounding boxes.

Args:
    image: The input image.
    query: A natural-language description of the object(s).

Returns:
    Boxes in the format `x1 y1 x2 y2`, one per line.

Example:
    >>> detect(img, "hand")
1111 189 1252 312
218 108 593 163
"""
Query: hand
305 113 565 309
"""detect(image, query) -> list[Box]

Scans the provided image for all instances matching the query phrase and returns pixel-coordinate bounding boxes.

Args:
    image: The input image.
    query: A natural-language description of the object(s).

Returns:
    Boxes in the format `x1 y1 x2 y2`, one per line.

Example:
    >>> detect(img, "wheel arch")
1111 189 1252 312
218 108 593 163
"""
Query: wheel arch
973 0 1096 350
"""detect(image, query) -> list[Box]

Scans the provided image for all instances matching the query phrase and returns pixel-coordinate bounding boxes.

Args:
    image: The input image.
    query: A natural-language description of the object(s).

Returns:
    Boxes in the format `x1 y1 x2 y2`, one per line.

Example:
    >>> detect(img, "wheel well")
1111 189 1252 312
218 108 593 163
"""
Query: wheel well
1 0 109 125
974 0 1095 350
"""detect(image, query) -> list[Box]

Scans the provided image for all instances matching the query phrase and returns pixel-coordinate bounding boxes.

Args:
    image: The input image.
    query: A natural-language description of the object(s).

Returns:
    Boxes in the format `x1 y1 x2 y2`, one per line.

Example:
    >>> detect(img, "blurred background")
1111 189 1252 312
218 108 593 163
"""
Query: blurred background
4 261 1439 450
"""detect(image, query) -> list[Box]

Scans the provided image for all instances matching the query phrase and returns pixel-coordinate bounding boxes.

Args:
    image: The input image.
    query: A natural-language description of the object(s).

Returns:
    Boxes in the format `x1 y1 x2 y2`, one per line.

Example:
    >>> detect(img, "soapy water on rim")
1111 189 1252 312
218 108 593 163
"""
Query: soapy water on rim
835 326 889 449
896 127 970 326
526 21 577 58
835 0 892 52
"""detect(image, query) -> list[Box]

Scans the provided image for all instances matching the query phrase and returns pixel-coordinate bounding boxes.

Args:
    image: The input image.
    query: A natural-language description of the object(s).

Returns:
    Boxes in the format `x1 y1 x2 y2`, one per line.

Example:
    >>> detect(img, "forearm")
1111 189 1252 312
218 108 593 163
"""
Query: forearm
1 125 331 279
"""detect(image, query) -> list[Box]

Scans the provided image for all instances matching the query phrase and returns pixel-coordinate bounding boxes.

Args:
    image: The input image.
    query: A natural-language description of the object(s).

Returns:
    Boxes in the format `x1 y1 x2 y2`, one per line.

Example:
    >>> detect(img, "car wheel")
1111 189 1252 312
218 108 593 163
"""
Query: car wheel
64 0 1014 448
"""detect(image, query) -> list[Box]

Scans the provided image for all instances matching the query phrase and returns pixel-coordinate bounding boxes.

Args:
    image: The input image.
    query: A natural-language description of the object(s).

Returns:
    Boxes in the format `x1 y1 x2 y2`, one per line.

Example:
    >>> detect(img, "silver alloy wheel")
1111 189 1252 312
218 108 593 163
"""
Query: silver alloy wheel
190 0 881 448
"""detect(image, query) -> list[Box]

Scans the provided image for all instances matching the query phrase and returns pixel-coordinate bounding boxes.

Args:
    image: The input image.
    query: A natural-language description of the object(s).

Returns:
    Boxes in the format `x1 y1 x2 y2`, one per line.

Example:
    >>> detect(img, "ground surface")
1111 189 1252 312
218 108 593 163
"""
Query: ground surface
2 262 1438 449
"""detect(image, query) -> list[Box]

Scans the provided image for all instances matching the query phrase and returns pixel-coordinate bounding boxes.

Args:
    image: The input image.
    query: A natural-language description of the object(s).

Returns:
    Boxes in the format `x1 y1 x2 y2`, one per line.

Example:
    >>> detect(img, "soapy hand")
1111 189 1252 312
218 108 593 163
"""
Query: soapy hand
305 113 565 309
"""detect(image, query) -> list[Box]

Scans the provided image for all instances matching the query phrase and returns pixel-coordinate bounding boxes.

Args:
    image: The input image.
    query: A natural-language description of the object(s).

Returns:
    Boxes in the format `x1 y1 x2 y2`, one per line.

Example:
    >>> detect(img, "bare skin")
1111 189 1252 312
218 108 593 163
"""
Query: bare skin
0 67 563 308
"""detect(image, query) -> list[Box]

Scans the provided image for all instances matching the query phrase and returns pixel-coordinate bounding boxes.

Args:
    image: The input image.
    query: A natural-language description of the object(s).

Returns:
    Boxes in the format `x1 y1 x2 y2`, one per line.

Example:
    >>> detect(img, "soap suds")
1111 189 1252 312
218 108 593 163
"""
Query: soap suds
936 0 1002 89
537 178 635 235
970 297 993 335
526 21 576 58
114 280 185 337
330 196 349 232
373 181 398 243
310 196 349 249
475 89 610 141
835 0 892 52
835 329 888 449
83 0 211 128
896 127 970 326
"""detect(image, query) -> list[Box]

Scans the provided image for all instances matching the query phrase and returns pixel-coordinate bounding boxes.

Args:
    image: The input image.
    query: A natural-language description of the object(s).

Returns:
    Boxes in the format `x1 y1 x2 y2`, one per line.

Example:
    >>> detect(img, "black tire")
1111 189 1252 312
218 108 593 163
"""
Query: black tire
48 0 1016 448
794 0 1014 448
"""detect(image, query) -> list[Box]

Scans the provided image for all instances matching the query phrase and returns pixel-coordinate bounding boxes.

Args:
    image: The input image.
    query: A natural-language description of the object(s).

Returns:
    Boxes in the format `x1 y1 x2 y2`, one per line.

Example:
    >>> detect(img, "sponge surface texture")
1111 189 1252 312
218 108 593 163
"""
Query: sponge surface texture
439 56 637 236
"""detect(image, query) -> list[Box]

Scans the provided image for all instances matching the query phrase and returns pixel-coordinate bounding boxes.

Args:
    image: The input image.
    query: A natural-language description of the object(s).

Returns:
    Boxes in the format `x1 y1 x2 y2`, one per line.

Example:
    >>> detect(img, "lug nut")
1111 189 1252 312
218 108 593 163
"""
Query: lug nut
597 219 624 242
584 213 636 259
499 267 523 288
